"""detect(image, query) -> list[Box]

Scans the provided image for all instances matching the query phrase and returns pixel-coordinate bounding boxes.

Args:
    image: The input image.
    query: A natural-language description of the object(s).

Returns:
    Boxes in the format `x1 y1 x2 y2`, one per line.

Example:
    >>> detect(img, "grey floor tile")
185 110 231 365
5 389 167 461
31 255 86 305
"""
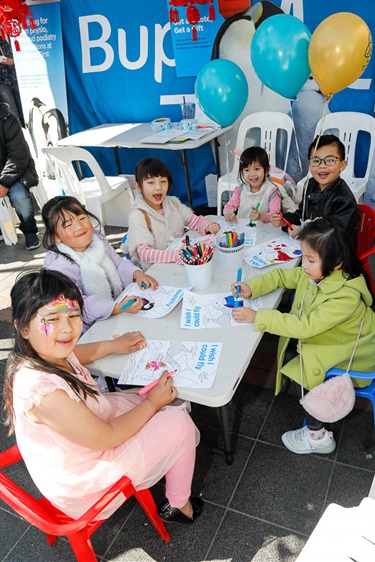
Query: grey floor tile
207 510 307 562
1 528 77 562
230 442 334 535
106 501 224 562
326 463 375 509
192 383 275 440
337 408 375 470
194 431 255 505
0 509 30 561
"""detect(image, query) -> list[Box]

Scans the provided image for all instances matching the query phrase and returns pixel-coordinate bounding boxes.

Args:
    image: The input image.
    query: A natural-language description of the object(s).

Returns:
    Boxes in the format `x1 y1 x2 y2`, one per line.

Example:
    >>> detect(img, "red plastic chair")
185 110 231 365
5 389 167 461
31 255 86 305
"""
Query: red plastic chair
0 444 170 561
357 204 375 294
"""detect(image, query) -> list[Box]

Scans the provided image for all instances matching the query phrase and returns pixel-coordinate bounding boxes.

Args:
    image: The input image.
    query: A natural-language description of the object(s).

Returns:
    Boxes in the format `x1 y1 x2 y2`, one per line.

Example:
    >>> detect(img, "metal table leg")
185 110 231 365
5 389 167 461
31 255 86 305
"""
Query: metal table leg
217 404 233 465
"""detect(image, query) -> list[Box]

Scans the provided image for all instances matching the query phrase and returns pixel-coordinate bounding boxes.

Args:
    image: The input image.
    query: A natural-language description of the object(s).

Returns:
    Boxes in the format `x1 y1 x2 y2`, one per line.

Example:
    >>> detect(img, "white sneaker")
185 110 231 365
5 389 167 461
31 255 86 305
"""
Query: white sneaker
282 426 336 455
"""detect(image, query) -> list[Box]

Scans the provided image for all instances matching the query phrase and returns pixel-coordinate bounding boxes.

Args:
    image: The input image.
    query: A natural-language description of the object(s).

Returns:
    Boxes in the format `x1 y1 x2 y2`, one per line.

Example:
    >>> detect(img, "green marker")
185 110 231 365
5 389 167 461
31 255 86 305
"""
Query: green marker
248 202 260 227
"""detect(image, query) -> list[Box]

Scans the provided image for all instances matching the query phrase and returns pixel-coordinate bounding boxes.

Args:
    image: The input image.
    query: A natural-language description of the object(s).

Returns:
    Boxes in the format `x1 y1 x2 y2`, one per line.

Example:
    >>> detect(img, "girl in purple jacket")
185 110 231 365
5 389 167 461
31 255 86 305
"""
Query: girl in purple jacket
42 196 157 331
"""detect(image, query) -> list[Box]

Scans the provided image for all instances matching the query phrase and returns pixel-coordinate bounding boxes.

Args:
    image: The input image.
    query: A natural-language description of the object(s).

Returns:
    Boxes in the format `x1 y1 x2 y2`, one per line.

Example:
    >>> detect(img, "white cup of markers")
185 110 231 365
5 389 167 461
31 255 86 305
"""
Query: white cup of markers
178 239 214 265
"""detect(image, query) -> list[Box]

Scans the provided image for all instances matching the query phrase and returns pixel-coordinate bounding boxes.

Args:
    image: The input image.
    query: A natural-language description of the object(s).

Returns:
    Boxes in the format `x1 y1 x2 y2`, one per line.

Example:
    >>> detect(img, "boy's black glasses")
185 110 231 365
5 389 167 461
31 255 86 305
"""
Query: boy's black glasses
309 156 342 167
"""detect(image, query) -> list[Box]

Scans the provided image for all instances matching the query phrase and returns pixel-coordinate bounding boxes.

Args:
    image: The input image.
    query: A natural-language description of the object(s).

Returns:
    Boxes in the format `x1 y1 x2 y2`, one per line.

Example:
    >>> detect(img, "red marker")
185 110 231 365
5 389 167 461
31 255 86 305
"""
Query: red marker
281 216 293 229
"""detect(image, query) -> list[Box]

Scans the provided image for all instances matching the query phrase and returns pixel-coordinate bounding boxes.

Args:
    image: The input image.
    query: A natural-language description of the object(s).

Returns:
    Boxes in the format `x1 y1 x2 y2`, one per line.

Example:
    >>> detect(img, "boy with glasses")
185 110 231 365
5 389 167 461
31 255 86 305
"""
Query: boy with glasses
271 134 359 244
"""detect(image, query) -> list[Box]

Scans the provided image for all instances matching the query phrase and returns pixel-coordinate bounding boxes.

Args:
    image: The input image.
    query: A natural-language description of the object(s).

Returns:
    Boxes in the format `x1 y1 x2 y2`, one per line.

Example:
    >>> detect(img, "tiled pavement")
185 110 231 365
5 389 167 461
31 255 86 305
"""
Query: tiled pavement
1 214 375 562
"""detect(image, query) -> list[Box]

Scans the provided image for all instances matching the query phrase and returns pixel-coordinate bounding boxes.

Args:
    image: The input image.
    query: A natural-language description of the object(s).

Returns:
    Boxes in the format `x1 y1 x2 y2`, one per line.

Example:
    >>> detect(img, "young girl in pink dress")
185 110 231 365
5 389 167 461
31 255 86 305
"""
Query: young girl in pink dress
3 269 203 524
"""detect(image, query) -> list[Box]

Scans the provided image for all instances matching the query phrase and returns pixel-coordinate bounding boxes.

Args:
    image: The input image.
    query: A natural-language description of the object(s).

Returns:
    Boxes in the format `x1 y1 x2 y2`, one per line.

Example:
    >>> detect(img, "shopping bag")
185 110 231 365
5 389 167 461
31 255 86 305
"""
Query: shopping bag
0 197 18 245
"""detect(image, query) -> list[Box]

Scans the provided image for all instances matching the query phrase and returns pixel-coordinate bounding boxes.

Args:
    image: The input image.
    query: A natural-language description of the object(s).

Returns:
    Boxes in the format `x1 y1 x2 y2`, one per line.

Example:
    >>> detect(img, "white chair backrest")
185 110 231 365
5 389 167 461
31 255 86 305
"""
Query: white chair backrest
314 112 375 182
235 111 294 173
42 146 113 198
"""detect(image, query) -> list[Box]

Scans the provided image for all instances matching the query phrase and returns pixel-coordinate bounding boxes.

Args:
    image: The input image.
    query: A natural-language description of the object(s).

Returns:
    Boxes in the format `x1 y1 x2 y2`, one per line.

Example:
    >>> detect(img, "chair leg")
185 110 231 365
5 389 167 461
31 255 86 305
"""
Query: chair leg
133 487 170 542
45 533 57 546
68 530 98 562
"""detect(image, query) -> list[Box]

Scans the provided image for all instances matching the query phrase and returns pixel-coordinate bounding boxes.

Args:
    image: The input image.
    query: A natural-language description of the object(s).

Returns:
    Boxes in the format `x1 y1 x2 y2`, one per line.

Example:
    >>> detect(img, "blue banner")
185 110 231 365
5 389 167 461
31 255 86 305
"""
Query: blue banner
59 0 375 205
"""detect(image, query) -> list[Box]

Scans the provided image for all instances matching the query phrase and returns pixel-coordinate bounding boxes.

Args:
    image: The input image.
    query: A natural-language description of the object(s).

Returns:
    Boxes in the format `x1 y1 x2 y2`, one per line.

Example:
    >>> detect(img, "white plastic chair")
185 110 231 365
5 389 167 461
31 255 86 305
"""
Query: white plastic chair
42 146 135 227
297 112 375 203
217 111 294 215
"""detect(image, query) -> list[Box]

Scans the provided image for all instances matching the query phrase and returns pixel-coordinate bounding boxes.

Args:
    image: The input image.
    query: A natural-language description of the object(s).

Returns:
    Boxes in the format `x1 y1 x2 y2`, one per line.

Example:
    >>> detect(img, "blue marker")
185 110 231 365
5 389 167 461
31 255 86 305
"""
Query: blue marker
140 282 147 290
120 298 137 311
234 268 242 306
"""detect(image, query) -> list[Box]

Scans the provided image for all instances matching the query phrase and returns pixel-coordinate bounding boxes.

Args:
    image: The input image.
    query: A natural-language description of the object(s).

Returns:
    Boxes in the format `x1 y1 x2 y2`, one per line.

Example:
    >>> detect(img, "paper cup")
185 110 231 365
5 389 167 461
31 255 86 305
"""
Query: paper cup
184 258 213 290
216 235 245 271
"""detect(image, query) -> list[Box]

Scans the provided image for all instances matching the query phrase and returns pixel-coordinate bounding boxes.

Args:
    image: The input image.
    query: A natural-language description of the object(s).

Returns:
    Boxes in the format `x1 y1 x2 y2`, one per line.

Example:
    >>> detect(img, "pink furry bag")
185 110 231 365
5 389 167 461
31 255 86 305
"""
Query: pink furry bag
298 295 364 423
300 373 355 423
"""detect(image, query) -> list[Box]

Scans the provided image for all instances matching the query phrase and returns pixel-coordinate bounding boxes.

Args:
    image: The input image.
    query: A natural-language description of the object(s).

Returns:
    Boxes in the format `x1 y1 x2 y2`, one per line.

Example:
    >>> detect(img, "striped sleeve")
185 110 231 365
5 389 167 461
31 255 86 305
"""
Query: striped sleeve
137 244 181 264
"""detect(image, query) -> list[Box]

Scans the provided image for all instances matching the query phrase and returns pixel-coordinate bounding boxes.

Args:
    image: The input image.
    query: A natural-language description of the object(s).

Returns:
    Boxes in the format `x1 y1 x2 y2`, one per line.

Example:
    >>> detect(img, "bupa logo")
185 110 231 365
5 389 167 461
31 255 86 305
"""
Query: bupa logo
79 15 175 82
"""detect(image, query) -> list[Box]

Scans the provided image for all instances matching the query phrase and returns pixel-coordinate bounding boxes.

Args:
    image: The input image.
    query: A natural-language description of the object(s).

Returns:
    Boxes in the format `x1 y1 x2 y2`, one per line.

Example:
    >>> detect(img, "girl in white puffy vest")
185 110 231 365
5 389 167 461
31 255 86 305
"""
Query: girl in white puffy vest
223 146 297 223
125 157 220 270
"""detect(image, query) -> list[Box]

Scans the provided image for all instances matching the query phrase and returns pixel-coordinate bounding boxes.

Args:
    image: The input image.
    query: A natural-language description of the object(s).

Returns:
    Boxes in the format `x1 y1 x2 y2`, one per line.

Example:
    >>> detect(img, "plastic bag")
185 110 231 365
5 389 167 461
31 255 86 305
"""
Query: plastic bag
0 197 18 245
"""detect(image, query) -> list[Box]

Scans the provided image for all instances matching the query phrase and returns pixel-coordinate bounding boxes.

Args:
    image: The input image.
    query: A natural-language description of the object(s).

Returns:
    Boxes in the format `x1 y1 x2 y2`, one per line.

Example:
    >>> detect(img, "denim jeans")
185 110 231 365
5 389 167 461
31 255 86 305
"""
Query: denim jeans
283 339 324 431
6 180 38 235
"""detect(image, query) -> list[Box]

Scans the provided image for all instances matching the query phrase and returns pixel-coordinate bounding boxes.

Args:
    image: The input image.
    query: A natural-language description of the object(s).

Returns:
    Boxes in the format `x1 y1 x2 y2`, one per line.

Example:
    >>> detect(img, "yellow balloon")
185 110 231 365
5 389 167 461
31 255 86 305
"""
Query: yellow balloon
308 12 372 98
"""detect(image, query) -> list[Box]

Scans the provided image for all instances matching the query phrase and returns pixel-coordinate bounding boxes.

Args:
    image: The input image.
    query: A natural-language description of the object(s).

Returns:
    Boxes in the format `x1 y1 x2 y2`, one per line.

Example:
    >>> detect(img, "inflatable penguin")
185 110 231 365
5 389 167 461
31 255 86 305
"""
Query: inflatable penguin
210 2 292 176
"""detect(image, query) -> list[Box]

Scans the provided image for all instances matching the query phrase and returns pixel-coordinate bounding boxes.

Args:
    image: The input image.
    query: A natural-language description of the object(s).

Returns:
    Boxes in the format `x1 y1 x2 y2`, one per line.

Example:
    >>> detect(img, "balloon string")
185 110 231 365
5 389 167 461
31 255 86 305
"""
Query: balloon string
289 99 303 179
224 131 231 192
301 97 330 221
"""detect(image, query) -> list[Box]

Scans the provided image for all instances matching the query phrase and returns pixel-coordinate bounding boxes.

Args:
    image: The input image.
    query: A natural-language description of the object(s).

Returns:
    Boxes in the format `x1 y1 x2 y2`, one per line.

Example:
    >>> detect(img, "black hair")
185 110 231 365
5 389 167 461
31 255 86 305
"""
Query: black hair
42 196 101 261
3 269 99 433
239 147 270 184
135 157 173 193
298 217 365 280
308 134 345 160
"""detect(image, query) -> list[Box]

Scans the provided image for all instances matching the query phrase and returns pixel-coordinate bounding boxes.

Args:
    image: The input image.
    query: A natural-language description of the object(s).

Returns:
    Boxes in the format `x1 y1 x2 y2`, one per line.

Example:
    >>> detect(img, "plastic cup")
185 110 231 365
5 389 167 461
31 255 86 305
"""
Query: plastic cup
215 235 245 271
183 258 213 290
181 102 195 120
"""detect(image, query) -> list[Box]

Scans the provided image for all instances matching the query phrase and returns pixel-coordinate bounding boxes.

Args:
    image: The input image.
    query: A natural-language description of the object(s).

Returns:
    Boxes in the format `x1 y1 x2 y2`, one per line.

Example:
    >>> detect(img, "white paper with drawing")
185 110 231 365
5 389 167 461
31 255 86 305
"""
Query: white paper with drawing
244 236 302 268
115 283 185 318
119 340 222 389
180 290 263 329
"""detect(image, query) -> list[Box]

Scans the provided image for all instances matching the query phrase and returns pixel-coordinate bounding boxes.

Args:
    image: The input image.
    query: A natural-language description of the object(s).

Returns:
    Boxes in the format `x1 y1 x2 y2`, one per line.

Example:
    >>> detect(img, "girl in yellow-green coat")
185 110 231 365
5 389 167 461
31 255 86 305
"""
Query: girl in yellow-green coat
231 218 375 456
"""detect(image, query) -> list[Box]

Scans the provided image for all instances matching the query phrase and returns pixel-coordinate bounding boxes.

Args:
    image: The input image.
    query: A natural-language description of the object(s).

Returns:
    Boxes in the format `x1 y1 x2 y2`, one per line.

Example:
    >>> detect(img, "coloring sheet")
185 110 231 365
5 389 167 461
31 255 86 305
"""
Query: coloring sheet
115 283 185 318
244 236 302 268
180 290 263 329
118 339 222 389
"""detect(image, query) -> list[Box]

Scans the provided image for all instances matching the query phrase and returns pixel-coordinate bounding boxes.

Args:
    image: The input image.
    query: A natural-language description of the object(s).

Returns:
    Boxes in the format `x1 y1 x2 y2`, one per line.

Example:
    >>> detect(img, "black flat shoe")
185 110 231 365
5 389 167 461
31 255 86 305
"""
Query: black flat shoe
158 496 204 524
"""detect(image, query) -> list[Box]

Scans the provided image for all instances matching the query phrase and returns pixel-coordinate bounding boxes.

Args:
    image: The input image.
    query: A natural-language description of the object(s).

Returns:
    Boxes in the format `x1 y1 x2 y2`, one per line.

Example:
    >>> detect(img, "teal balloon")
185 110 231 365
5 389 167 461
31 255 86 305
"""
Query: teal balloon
251 14 311 99
195 59 248 127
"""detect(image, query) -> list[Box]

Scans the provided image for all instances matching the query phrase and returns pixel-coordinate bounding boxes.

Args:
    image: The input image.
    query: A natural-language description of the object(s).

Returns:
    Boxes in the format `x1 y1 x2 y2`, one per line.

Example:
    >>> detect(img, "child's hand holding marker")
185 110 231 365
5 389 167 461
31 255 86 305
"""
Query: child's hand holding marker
138 370 178 409
133 270 158 291
231 281 252 299
248 202 260 226
115 295 143 315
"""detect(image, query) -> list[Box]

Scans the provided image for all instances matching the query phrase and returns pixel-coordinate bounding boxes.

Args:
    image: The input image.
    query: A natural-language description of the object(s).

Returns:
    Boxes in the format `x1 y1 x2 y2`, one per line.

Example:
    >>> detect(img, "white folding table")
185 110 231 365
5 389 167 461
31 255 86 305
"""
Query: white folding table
79 222 300 463
58 123 232 208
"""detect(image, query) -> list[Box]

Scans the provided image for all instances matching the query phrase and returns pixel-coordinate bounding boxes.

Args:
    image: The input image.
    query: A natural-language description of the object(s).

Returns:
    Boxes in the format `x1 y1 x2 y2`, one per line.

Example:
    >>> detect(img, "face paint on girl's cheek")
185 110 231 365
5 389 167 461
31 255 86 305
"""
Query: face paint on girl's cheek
37 316 54 337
